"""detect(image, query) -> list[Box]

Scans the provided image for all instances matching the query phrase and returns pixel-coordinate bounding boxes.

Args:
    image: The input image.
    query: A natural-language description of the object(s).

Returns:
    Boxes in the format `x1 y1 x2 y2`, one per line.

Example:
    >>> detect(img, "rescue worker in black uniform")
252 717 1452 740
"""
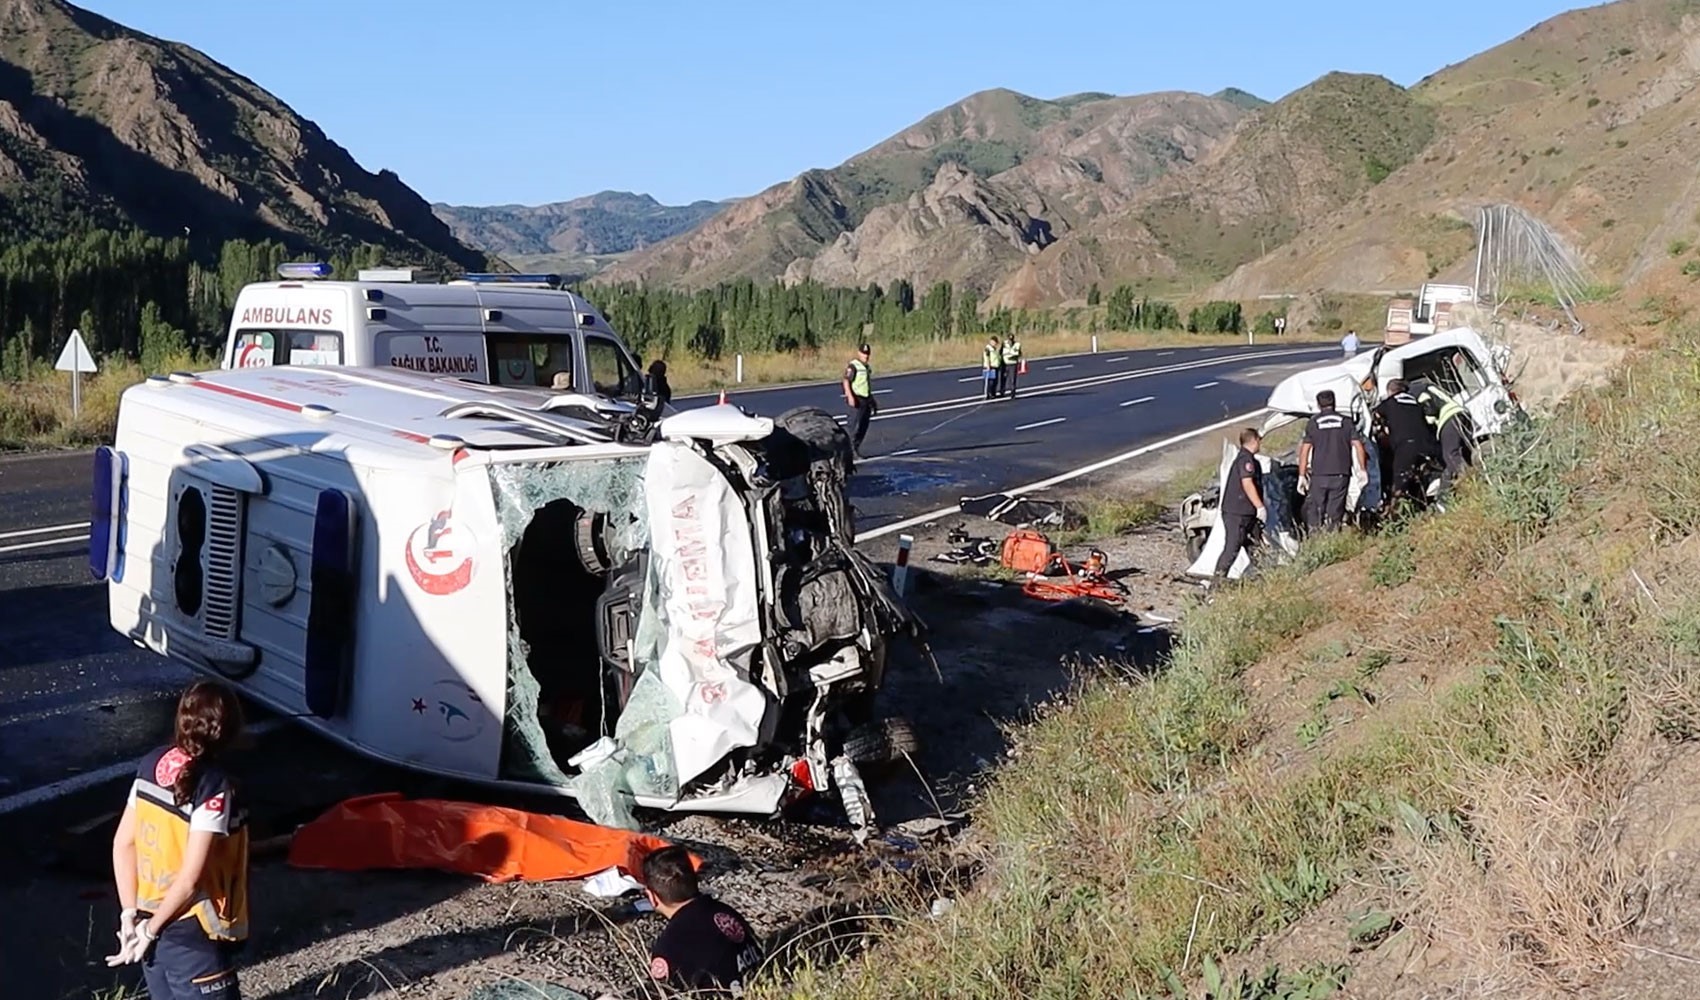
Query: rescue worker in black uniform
1298 389 1367 532
1214 427 1268 580
643 846 763 996
1373 378 1439 509
1411 370 1474 503
841 342 874 456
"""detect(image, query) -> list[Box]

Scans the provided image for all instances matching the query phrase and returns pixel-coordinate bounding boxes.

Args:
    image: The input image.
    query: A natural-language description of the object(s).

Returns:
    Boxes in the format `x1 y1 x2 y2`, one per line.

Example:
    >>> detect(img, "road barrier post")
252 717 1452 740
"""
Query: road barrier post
735 354 744 384
892 534 914 596
1091 335 1099 354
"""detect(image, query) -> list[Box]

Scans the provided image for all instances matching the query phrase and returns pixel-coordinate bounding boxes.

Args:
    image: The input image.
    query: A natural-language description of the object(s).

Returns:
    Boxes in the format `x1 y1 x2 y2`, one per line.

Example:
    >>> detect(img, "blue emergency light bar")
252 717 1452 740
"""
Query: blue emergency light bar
278 261 332 280
460 272 562 286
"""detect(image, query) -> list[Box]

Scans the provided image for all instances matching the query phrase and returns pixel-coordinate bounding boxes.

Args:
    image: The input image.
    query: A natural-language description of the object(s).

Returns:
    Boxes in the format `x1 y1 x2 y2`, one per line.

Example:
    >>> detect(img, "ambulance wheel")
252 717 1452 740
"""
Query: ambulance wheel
1186 529 1209 562
843 717 920 766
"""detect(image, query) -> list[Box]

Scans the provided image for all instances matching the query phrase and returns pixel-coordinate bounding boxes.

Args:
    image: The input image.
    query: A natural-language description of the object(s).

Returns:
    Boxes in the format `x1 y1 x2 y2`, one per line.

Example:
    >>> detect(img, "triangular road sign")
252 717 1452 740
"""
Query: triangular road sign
54 329 97 373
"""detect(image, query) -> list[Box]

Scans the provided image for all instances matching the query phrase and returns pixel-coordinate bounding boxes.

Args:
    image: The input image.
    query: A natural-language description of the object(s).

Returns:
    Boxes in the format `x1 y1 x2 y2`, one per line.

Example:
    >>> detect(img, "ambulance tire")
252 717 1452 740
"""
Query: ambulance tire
843 717 920 766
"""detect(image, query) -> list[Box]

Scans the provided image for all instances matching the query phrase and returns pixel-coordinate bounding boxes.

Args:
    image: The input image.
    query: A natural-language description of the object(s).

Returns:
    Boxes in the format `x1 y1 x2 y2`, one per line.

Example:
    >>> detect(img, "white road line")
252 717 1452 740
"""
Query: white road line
1242 370 1265 378
856 408 1269 543
872 389 893 395
1194 381 1220 389
0 533 89 555
1158 351 1176 356
956 376 982 383
887 448 919 457
1015 417 1067 431
1045 364 1075 371
1120 396 1155 407
0 718 289 817
0 521 89 541
1104 356 1129 363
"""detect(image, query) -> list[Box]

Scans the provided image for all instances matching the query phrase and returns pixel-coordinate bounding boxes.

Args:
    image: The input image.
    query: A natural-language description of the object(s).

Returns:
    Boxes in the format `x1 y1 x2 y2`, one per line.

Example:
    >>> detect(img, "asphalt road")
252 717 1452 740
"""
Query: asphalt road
0 340 1337 819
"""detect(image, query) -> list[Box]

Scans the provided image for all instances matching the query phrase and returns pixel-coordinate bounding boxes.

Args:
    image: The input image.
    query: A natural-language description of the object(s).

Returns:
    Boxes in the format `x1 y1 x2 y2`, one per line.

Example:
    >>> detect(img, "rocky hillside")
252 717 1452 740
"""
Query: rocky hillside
432 191 725 276
0 0 484 267
990 73 1438 307
1214 0 1700 300
600 87 1254 292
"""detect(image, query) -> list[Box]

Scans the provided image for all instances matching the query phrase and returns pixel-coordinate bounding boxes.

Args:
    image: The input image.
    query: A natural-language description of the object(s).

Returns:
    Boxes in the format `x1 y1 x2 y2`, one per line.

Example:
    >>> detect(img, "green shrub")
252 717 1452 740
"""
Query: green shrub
1187 301 1243 335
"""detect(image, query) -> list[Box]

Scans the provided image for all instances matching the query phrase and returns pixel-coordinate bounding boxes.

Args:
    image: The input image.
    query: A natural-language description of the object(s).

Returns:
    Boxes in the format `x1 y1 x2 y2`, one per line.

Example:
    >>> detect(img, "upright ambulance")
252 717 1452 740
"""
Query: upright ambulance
222 265 647 402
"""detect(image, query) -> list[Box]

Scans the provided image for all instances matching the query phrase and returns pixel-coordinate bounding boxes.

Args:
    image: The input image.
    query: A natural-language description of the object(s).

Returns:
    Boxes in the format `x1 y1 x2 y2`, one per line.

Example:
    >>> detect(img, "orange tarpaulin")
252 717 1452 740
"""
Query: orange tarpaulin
287 793 680 883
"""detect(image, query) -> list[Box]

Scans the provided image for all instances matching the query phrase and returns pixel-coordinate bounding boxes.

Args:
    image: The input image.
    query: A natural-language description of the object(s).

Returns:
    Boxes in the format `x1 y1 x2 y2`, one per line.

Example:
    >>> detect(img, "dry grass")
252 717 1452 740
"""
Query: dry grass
1 350 206 450
754 329 1700 1000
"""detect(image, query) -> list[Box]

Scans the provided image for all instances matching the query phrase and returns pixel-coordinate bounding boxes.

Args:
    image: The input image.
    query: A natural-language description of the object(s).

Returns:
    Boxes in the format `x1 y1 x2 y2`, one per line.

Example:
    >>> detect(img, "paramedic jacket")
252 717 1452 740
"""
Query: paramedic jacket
130 746 250 942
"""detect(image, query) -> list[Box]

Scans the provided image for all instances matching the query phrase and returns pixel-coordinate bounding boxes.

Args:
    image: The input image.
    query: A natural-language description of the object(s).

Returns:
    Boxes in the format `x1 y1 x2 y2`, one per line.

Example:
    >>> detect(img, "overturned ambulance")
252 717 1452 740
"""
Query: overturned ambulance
1183 328 1522 578
93 366 920 830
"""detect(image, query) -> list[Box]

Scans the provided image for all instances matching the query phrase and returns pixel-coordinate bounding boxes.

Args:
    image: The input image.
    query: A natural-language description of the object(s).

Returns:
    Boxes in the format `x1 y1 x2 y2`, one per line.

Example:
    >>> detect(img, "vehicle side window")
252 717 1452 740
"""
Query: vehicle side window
585 336 638 398
232 329 341 368
1452 350 1490 393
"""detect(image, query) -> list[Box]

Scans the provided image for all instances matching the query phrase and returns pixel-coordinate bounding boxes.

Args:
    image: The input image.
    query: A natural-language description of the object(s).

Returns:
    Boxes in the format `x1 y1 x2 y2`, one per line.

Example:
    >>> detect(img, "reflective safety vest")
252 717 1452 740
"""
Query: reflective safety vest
1002 339 1022 364
1419 383 1466 429
984 343 1002 368
848 359 871 398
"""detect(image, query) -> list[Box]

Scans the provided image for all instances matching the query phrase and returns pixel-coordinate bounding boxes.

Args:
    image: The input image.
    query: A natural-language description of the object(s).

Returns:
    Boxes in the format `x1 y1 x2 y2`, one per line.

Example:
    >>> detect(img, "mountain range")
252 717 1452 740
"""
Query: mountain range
7 0 1700 313
0 0 482 268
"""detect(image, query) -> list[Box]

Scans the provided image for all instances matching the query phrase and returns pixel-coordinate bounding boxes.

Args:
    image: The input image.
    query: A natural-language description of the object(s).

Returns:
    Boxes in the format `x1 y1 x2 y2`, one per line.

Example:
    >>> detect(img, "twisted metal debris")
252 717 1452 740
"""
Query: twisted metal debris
1472 203 1593 334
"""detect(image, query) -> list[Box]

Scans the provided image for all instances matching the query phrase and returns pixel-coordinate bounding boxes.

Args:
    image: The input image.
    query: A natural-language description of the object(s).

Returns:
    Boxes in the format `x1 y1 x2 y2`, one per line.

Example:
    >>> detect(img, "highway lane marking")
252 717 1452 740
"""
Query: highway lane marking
1120 396 1155 407
1157 351 1176 356
870 347 1328 422
857 407 1270 543
956 376 981 383
1015 417 1067 431
1104 356 1129 363
0 522 89 541
872 389 893 395
1044 364 1074 371
1194 381 1220 389
1243 370 1265 377
0 718 289 817
0 533 90 555
887 448 919 457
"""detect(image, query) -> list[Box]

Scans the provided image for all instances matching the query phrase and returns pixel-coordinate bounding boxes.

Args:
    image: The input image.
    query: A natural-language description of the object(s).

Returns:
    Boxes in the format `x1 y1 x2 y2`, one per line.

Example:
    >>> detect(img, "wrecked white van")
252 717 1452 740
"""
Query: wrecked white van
93 365 919 829
1182 328 1522 578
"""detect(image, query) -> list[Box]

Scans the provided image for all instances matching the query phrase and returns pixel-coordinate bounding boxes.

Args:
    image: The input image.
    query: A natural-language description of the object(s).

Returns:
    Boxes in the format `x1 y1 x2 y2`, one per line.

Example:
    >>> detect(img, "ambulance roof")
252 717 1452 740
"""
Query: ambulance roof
122 366 639 464
233 281 618 337
1265 328 1491 417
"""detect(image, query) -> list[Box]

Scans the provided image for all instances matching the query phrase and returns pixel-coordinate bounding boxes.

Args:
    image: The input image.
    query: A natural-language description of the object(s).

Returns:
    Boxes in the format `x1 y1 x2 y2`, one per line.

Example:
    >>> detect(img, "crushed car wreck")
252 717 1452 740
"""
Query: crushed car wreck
94 365 922 834
1182 328 1523 579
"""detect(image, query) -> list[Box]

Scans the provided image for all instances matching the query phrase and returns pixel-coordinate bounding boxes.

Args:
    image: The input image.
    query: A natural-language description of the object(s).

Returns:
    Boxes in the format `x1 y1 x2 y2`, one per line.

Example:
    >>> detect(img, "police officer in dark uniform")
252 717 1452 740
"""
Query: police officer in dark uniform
1214 428 1268 579
1298 390 1366 532
1373 378 1438 508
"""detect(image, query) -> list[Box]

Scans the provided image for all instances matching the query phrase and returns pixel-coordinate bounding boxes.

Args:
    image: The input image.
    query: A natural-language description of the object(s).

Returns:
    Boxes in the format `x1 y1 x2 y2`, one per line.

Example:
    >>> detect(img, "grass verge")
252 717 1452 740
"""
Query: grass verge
758 328 1700 998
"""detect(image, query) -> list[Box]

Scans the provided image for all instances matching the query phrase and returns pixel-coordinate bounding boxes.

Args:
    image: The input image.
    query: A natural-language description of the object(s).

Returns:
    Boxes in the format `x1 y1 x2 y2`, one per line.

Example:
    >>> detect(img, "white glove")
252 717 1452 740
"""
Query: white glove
1255 506 1268 522
105 915 154 967
1352 469 1369 491
1297 474 1311 496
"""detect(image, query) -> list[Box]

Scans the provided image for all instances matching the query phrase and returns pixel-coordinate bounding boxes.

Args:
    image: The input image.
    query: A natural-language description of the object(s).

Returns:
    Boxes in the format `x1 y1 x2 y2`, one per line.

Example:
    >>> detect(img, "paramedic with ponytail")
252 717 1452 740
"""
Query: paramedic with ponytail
108 680 249 998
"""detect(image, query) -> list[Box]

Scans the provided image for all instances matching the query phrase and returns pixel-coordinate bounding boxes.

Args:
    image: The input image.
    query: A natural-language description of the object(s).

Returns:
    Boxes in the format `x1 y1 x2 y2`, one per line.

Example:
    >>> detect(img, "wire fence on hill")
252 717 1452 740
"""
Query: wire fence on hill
1472 203 1593 334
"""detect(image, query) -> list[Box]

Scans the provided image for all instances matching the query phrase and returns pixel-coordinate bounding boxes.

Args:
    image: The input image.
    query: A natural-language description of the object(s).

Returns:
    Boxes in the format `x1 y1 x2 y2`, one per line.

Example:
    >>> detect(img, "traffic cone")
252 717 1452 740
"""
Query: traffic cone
718 389 728 405
1018 358 1028 376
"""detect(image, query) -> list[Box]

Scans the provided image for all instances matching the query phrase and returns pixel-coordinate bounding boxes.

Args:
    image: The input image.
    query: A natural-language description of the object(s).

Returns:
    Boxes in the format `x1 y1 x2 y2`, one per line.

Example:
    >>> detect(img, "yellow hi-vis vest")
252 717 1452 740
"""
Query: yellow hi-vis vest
1002 339 1022 364
847 359 871 397
1422 384 1466 429
984 343 1002 368
131 747 249 942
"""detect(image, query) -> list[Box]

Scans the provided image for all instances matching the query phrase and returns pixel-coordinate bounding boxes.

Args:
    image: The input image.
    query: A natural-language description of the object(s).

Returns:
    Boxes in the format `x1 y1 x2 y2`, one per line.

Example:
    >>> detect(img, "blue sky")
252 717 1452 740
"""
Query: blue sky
80 0 1586 208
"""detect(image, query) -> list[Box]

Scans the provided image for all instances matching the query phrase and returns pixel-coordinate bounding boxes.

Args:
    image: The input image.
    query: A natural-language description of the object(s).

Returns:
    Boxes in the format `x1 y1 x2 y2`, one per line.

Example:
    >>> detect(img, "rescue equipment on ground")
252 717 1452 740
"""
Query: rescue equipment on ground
1020 548 1129 606
1000 529 1060 575
286 793 684 883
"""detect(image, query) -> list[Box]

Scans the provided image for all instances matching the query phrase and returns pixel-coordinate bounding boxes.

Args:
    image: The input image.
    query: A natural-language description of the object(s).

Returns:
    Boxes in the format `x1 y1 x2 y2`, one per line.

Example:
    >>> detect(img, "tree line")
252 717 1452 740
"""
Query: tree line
0 226 1257 381
0 230 391 379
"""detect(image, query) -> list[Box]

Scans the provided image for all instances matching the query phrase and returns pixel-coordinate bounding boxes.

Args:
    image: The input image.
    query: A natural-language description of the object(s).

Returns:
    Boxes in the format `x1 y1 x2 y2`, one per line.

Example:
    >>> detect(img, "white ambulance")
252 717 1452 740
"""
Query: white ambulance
93 364 919 828
221 265 647 402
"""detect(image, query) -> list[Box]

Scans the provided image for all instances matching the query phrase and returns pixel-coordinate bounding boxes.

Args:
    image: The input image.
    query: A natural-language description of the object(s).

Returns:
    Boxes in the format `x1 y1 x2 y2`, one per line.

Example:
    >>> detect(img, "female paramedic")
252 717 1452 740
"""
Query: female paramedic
107 680 249 998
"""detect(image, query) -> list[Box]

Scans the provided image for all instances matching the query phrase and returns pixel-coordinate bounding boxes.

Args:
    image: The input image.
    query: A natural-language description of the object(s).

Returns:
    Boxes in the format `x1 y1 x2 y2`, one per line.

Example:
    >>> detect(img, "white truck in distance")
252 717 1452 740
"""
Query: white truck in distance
221 265 647 408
